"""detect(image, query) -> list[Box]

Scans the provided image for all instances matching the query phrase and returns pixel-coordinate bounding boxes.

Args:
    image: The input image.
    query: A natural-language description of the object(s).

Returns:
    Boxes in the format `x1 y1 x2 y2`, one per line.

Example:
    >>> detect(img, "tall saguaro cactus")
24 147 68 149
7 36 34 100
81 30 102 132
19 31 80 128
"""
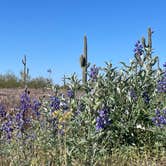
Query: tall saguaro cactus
141 27 161 73
80 35 88 84
142 27 152 58
22 55 29 89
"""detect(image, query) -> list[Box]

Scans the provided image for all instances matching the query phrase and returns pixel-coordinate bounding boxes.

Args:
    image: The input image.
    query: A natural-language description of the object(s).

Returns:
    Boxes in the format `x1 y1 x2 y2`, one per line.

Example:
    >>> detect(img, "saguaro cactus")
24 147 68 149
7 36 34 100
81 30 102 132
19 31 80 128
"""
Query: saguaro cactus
62 74 67 87
141 27 161 73
22 55 29 89
80 35 88 84
142 27 152 58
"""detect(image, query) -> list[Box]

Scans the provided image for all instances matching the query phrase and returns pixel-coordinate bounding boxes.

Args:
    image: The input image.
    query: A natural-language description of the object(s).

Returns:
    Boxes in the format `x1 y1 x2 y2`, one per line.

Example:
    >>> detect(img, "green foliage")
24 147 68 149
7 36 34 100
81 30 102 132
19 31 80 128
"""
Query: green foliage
27 77 52 89
0 72 20 88
0 72 50 89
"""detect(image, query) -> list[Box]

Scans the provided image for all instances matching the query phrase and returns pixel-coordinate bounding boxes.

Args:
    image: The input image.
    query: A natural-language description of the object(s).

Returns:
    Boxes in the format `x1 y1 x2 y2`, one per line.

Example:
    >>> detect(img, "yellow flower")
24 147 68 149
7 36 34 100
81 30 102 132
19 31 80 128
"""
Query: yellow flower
52 110 60 117
64 111 72 120
59 116 64 123
58 124 63 130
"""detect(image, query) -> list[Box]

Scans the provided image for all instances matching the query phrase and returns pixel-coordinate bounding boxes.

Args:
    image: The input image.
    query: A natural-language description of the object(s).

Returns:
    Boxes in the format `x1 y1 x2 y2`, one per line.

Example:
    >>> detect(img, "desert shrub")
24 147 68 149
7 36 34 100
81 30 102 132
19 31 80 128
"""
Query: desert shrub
0 72 20 88
0 73 51 89
27 76 52 89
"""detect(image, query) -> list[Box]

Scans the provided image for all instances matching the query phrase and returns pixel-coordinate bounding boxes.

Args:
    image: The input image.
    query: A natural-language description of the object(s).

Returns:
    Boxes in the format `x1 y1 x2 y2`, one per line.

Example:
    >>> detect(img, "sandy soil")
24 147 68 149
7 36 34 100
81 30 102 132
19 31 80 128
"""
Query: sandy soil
0 88 49 112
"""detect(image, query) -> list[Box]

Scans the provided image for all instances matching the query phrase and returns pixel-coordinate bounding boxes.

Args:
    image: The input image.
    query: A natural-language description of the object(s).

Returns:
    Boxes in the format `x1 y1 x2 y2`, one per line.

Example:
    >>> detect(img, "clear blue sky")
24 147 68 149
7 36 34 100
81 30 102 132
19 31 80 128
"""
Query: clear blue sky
0 0 165 84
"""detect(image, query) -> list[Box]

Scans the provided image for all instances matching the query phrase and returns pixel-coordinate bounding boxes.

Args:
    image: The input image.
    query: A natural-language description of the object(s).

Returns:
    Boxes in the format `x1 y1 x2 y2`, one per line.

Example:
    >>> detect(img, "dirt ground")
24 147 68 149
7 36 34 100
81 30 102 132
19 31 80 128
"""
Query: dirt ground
0 87 82 112
0 88 49 112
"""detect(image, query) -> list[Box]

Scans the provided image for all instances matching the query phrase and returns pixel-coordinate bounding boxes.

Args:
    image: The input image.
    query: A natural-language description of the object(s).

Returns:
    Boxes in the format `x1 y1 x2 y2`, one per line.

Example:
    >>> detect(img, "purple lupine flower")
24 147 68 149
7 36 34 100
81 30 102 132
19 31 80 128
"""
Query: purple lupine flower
15 91 37 134
96 116 105 131
152 108 166 127
152 117 156 124
90 65 99 80
50 96 60 111
32 99 41 111
99 110 105 117
15 110 31 134
67 89 74 98
20 91 31 111
157 80 166 93
134 40 144 56
15 112 24 130
155 109 160 116
142 92 150 104
163 109 166 115
17 91 31 131
159 115 166 125
96 108 111 131
1 114 14 140
15 110 26 131
16 111 23 122
129 88 137 101
157 63 166 93
0 104 6 118
32 99 41 117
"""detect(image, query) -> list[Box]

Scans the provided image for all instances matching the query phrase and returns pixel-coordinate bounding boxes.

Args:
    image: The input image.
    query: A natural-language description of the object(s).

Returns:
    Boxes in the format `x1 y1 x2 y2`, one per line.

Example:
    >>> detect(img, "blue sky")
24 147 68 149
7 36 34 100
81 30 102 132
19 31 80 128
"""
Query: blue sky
0 0 165 84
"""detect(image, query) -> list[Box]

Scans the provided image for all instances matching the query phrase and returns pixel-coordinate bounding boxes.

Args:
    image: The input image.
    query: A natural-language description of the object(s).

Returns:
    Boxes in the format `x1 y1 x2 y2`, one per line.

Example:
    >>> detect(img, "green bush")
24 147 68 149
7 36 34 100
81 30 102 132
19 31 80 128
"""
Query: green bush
0 72 20 88
0 73 50 89
27 77 52 89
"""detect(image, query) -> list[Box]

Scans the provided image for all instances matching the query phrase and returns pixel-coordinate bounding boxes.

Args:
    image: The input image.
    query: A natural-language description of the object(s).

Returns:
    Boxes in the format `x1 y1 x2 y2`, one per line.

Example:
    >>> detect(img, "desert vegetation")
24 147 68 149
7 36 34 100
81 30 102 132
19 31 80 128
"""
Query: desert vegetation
0 28 166 165
0 73 51 89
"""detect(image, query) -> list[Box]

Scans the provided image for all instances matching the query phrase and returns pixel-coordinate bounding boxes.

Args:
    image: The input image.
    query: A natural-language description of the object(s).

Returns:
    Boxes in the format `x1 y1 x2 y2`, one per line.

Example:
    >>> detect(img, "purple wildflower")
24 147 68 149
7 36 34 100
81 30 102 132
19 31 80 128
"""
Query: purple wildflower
155 109 160 116
50 96 60 111
32 99 41 117
67 89 74 98
142 92 150 104
0 104 6 118
20 91 31 111
129 88 137 101
96 108 111 131
15 91 36 134
17 91 32 131
15 111 24 130
157 63 166 93
1 114 14 140
90 65 99 80
134 40 144 56
152 108 166 127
